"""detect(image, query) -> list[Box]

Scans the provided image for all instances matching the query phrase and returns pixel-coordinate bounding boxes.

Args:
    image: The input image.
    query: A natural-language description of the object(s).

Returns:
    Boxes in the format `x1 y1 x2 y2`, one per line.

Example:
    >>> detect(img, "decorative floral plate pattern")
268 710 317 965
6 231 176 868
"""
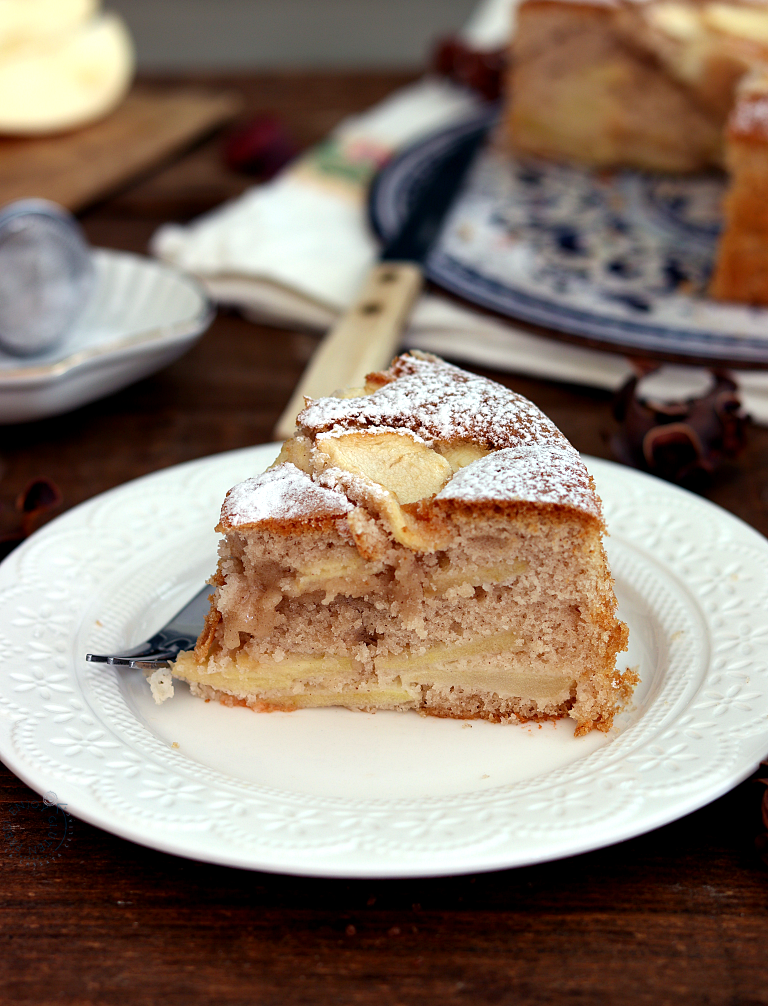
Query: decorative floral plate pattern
0 444 767 877
369 110 768 365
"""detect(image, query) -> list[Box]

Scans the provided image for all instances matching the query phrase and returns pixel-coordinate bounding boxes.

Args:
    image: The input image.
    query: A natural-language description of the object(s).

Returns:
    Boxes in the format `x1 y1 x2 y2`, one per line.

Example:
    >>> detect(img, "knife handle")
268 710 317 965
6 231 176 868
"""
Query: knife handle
273 261 423 442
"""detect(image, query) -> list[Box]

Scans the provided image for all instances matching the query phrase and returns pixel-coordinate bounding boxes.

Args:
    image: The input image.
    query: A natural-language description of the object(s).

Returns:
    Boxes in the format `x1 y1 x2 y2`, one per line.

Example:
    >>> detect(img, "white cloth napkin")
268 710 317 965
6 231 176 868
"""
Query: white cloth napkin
151 0 768 423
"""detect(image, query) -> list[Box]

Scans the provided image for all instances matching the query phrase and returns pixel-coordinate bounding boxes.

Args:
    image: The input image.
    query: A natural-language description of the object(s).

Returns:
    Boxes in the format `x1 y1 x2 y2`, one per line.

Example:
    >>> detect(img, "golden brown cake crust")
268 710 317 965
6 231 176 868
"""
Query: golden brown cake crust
302 353 585 451
506 0 726 172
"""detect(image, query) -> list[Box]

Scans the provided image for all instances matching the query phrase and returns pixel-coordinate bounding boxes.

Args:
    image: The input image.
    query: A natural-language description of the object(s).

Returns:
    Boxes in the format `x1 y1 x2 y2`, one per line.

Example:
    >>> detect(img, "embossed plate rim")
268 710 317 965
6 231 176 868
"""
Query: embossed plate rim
0 444 767 877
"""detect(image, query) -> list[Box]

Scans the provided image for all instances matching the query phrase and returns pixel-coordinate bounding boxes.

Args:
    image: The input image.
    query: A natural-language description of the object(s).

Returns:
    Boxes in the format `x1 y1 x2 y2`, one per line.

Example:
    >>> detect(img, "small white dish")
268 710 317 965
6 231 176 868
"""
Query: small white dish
0 444 767 877
0 248 213 423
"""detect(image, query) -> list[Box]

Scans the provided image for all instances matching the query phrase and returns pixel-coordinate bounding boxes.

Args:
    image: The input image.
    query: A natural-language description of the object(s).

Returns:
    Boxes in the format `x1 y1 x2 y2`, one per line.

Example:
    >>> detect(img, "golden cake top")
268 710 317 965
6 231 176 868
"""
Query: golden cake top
220 463 352 531
519 0 768 94
298 352 565 449
220 354 602 540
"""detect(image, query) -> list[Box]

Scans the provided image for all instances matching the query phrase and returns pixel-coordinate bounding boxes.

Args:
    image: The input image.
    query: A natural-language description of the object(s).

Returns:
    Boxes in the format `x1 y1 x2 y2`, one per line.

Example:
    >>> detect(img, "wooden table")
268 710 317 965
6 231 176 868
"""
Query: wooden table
2 73 768 1006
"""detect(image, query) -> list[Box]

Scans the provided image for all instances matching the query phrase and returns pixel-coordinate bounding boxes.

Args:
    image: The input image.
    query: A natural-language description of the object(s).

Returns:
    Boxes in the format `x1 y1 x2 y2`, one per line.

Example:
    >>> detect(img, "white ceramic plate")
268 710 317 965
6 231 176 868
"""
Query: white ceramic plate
0 248 213 423
1 443 767 878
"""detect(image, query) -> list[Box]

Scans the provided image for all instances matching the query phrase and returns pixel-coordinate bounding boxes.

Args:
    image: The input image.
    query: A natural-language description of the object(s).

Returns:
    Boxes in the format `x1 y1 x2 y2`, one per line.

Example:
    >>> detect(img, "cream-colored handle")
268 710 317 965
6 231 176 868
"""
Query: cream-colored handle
273 262 423 441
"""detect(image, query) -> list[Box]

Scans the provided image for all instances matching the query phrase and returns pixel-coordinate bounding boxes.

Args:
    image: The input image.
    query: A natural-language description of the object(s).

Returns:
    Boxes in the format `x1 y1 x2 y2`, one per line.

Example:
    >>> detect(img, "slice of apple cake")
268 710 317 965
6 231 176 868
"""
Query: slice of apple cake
173 352 633 735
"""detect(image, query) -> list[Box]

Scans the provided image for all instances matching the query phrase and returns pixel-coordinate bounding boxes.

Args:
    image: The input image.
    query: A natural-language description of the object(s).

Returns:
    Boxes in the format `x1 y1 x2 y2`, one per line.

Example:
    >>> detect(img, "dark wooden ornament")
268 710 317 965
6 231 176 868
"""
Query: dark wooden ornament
611 371 749 488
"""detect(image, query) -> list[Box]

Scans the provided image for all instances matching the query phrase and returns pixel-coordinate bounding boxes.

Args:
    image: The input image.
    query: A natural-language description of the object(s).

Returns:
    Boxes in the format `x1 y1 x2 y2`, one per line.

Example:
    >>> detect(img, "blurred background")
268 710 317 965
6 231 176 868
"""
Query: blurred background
108 0 478 69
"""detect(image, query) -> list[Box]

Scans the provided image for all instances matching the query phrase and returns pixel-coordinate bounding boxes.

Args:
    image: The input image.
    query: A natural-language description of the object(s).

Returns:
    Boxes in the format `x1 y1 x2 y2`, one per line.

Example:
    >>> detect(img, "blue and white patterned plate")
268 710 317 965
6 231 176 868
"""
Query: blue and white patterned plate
369 109 768 366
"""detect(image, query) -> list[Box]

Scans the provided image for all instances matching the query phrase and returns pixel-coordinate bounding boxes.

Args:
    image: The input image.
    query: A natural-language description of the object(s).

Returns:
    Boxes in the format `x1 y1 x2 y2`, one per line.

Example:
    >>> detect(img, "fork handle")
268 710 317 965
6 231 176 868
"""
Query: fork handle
86 633 198 668
273 261 423 442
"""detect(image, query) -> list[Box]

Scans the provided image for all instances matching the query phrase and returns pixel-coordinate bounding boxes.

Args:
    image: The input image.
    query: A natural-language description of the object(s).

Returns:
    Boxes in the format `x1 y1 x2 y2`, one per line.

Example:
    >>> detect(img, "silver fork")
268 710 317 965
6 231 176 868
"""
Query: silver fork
86 585 213 670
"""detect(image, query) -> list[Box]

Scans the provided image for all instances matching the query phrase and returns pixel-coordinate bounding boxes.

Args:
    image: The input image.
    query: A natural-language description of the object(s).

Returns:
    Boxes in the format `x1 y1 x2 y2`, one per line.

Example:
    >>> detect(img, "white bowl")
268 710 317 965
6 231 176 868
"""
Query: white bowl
0 248 213 423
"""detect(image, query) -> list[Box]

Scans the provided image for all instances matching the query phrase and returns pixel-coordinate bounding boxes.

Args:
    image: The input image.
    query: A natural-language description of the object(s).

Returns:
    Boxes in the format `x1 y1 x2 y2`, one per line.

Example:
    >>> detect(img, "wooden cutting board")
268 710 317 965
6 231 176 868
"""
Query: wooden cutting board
0 85 242 212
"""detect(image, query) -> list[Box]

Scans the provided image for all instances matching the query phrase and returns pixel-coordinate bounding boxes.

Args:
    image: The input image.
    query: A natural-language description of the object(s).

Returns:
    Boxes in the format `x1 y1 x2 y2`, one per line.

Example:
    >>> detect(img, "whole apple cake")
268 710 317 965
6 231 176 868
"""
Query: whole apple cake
506 0 768 305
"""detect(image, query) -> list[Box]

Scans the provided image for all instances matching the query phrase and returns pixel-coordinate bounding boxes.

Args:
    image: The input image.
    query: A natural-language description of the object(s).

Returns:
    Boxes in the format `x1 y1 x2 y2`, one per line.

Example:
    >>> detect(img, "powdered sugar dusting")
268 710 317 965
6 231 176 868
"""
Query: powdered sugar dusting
317 465 391 503
437 445 602 519
729 93 768 141
224 355 600 527
221 463 352 528
316 425 429 446
299 353 564 450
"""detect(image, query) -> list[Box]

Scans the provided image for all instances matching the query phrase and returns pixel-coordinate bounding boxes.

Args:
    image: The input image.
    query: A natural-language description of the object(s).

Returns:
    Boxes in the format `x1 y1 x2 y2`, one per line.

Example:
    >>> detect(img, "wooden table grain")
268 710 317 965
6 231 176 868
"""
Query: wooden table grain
1 73 767 1006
